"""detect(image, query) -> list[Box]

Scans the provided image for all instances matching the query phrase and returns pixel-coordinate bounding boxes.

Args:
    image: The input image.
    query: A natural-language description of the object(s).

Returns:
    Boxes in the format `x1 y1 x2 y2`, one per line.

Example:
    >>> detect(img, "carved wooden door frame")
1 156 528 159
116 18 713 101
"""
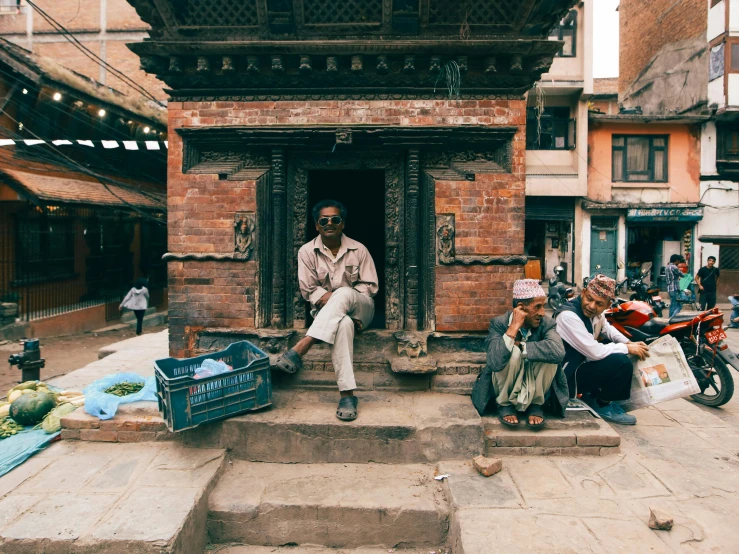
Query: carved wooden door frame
285 151 407 331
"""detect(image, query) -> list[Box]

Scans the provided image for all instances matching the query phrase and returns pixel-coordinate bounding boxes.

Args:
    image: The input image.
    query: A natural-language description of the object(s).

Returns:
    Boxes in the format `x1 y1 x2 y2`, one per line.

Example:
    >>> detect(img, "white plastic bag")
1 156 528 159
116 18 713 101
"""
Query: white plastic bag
618 335 700 412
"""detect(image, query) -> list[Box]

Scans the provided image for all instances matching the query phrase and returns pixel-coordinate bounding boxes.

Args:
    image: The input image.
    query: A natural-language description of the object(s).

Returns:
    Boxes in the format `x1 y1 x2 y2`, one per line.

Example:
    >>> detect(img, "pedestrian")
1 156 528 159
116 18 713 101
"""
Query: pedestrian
666 254 684 319
696 256 720 310
729 294 739 329
120 277 149 336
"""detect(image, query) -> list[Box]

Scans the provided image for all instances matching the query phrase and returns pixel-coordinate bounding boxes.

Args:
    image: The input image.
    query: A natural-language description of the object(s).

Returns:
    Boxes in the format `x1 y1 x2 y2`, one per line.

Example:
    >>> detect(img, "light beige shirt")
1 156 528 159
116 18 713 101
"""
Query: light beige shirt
297 234 379 308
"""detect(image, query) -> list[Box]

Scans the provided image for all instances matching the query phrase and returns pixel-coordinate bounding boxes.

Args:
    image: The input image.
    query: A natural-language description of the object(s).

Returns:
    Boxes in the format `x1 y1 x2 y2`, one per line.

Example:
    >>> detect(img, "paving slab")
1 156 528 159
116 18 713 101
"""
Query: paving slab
207 461 449 549
214 545 449 554
0 440 225 554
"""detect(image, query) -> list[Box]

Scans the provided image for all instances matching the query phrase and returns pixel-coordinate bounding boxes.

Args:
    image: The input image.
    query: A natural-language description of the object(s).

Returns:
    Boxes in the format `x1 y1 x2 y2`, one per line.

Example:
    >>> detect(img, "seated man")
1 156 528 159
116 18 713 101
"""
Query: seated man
471 279 567 428
554 275 650 425
274 199 378 422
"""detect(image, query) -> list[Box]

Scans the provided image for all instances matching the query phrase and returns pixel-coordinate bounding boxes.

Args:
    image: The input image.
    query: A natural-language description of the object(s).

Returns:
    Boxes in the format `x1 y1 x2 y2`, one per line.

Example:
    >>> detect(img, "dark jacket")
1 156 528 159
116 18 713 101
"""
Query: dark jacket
471 312 569 417
553 297 593 396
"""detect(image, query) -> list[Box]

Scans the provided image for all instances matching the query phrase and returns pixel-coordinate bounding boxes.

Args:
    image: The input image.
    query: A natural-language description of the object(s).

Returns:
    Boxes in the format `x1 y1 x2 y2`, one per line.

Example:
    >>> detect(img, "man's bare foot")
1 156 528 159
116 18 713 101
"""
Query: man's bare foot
503 414 518 424
351 318 363 332
528 414 544 425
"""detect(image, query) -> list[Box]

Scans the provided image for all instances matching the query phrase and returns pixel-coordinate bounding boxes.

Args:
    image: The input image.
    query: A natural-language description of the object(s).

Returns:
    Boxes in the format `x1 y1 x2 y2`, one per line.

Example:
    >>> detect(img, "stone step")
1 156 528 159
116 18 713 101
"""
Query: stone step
183 389 484 464
212 544 451 554
120 306 157 323
483 411 620 456
207 461 450 549
0 441 226 554
61 391 619 458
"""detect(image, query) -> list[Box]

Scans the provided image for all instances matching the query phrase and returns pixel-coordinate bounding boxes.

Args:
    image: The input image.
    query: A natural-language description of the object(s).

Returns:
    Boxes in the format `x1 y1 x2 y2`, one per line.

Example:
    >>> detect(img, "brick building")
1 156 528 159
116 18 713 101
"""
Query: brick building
0 38 168 338
126 0 576 391
615 0 739 298
0 0 165 101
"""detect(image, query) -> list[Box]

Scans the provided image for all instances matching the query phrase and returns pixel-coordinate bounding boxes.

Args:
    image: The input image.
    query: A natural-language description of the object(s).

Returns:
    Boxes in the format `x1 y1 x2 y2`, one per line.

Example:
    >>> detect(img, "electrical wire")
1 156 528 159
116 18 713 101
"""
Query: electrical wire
0 108 167 223
25 0 165 108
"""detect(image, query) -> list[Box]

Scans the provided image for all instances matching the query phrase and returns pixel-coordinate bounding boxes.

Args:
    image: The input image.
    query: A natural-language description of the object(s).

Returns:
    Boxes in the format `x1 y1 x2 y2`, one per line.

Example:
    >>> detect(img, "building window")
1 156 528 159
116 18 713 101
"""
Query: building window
612 135 668 182
548 9 577 58
719 245 739 269
526 107 575 150
716 124 739 160
14 215 76 284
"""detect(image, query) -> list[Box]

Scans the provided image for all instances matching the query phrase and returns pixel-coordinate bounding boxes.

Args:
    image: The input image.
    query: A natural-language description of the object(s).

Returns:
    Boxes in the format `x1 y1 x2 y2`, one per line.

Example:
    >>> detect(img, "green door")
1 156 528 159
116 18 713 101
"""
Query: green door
591 218 618 278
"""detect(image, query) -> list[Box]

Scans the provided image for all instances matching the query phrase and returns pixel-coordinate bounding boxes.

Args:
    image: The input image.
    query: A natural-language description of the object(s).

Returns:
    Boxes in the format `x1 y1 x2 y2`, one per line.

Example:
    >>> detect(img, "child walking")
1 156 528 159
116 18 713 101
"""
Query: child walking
120 278 150 335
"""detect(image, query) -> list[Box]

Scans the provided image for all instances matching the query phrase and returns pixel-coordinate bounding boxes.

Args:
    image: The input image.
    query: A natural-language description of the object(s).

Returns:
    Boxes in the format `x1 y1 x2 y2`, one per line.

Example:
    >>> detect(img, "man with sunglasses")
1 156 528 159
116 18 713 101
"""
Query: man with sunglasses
274 199 378 421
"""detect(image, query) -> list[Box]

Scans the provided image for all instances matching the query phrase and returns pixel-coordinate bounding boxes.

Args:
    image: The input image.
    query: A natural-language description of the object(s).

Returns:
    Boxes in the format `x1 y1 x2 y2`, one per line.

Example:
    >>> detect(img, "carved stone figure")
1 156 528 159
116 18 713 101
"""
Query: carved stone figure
393 331 428 358
436 215 455 264
234 213 256 260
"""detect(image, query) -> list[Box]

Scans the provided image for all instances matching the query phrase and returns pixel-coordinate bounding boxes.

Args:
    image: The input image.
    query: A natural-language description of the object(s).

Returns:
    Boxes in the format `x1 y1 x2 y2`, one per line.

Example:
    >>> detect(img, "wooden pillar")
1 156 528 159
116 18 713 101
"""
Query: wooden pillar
271 148 286 327
405 148 420 330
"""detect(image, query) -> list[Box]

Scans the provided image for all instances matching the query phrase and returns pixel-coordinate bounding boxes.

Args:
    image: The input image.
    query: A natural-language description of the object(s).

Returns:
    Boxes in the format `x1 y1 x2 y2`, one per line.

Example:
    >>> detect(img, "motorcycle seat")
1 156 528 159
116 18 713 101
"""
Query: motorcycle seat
669 312 700 324
641 318 669 334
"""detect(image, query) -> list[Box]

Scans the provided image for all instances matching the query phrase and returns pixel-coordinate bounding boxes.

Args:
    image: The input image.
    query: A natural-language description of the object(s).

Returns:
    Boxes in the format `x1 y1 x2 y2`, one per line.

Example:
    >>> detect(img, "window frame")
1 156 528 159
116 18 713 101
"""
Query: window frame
548 9 577 58
525 106 576 150
611 134 669 183
13 214 76 285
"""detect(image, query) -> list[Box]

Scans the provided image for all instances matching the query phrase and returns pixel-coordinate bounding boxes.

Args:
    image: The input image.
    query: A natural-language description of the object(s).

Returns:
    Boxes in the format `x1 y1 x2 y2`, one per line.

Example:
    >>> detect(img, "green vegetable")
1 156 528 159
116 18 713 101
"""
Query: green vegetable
40 403 78 434
9 391 57 426
0 417 24 439
104 382 144 397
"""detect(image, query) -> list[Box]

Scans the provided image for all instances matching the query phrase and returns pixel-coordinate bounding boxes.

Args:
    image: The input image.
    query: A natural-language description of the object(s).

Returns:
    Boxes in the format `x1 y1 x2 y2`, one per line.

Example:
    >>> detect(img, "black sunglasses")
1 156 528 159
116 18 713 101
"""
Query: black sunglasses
318 216 343 227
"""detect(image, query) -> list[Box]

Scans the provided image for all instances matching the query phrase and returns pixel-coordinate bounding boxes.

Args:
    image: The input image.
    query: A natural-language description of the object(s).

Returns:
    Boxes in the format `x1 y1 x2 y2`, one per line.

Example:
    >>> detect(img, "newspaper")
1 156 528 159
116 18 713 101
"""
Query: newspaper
618 335 701 412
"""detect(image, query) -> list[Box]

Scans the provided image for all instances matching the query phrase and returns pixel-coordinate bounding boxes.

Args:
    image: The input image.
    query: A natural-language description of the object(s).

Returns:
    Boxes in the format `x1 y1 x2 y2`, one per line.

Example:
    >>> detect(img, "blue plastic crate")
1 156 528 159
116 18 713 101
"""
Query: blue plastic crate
154 340 271 432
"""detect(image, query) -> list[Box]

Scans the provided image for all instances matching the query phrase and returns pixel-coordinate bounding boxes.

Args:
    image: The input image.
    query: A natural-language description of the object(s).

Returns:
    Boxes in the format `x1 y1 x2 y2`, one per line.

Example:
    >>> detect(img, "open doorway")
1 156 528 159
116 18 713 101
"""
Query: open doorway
307 170 386 328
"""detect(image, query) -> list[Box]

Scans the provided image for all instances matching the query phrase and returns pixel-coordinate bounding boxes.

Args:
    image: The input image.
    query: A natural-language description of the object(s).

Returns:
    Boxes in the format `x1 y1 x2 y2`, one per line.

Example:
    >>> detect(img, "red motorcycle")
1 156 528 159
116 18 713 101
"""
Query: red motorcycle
605 300 738 407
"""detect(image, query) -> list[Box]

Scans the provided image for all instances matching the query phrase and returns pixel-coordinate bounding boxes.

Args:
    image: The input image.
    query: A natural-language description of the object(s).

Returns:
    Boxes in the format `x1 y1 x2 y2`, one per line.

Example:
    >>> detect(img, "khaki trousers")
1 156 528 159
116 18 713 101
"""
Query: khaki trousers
492 345 558 412
306 287 375 391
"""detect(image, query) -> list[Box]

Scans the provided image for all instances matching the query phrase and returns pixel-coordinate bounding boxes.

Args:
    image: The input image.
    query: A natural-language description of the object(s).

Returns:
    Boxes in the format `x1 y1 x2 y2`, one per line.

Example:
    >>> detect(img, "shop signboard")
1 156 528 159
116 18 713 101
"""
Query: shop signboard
626 207 703 222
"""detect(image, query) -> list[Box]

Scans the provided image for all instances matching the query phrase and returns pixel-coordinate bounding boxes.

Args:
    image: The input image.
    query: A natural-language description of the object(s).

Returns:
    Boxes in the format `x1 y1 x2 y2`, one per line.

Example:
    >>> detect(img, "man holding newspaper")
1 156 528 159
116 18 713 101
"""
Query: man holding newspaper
553 275 650 425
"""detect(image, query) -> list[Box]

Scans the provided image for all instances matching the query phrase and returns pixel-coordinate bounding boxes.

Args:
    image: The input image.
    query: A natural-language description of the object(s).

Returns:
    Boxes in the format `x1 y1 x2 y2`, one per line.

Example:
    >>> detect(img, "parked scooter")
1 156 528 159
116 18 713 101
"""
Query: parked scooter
606 300 738 407
582 265 602 289
547 265 575 310
628 268 666 317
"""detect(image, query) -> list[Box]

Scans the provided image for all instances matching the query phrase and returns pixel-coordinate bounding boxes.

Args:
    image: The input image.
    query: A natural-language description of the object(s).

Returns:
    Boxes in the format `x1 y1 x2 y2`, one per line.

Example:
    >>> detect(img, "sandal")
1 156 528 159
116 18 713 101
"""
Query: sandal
273 349 303 374
336 396 358 421
497 404 520 427
526 404 546 429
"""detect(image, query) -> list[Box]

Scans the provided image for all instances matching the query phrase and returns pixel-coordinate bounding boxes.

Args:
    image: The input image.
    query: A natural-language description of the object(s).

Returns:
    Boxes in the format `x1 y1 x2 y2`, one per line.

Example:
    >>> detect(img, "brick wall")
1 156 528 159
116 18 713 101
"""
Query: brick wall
0 0 167 101
619 0 706 96
166 99 526 355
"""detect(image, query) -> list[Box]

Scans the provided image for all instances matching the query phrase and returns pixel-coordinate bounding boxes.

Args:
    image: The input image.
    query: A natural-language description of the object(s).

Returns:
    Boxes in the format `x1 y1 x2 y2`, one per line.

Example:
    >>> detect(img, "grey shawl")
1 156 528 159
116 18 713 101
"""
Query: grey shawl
471 312 569 417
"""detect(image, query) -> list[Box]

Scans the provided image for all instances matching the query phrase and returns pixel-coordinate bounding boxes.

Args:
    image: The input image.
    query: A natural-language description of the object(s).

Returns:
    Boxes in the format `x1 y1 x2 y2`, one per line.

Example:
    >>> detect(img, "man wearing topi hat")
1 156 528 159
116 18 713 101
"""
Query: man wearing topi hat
554 274 650 425
472 279 567 428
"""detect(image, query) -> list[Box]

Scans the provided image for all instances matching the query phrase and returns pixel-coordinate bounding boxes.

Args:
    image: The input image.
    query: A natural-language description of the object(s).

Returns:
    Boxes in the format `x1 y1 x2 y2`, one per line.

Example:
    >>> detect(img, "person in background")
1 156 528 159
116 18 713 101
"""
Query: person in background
666 254 684 319
120 277 149 336
728 294 739 329
696 256 720 310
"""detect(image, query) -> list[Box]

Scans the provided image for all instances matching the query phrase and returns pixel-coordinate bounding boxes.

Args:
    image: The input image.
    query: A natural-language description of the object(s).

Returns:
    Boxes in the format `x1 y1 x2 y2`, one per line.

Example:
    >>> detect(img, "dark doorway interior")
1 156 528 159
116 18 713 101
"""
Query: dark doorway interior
307 170 385 329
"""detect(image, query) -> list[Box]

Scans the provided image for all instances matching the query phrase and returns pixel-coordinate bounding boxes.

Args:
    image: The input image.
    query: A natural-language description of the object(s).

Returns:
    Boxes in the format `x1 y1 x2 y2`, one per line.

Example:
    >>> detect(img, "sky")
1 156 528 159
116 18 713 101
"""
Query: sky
593 0 620 78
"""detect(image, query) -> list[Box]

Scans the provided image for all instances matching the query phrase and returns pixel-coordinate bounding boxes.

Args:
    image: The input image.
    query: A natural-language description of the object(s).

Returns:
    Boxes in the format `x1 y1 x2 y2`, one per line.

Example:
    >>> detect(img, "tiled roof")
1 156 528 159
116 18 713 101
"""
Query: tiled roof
0 168 166 210
593 77 618 95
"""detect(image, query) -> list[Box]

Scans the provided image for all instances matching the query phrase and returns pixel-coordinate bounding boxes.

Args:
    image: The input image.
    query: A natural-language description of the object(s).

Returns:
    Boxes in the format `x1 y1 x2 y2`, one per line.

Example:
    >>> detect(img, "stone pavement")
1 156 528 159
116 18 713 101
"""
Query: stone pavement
48 329 169 390
0 328 738 552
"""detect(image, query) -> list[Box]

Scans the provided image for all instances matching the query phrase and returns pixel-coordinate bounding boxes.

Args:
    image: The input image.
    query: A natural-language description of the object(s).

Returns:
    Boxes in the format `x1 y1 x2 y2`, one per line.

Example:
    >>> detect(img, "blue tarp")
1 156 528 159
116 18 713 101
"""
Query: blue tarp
84 372 157 420
0 428 59 478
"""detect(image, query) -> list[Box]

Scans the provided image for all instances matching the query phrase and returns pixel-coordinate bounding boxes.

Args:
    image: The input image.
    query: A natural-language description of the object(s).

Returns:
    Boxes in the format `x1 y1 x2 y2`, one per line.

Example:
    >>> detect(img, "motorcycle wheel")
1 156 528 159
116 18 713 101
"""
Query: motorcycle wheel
548 296 562 310
653 305 664 318
689 349 735 407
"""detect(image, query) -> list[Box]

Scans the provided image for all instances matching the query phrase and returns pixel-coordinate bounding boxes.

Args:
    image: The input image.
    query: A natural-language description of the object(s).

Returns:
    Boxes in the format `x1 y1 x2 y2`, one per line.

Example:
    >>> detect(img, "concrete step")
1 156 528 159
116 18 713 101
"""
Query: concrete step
207 461 450 549
0 441 226 554
483 410 621 456
208 545 451 554
92 323 131 335
183 389 484 464
123 310 168 331
121 306 157 323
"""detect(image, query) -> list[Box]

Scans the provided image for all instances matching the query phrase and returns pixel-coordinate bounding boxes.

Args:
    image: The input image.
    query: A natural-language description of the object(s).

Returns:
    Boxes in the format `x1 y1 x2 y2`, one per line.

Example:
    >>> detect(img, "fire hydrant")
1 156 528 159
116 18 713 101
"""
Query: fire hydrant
8 339 45 382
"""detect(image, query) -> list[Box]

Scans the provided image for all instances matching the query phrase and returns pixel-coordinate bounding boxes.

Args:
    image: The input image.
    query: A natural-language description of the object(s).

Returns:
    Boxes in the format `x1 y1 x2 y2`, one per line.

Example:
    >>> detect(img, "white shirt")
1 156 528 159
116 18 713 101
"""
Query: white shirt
555 311 629 362
502 313 530 357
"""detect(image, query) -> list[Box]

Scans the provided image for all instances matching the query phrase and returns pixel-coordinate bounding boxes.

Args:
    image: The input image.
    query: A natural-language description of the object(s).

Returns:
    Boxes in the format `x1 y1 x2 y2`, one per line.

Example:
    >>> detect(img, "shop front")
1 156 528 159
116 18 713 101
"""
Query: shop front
625 207 703 287
524 197 575 283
